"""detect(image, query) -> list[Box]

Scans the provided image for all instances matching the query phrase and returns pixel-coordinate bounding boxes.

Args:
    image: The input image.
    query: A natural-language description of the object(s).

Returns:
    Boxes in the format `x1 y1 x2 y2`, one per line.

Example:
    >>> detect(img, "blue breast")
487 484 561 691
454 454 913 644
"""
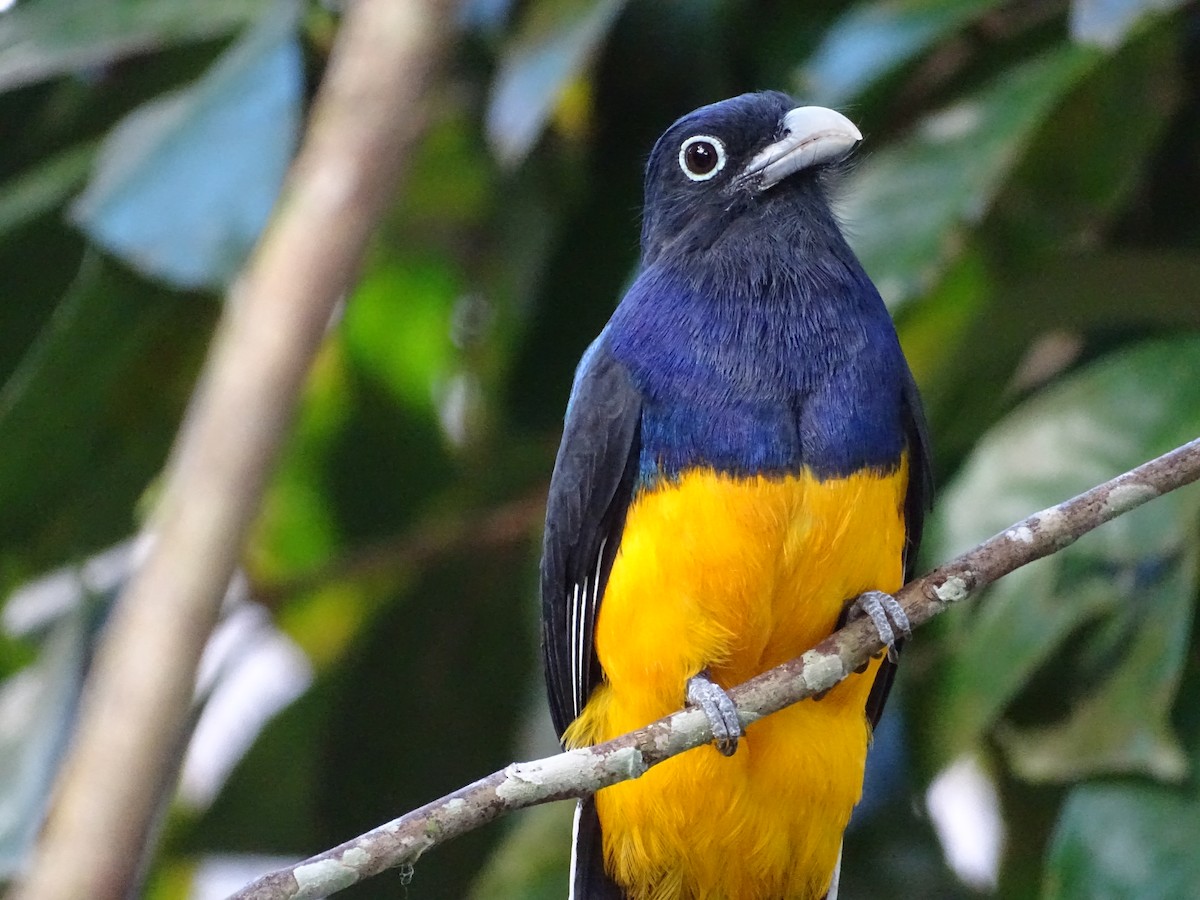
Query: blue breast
607 262 907 485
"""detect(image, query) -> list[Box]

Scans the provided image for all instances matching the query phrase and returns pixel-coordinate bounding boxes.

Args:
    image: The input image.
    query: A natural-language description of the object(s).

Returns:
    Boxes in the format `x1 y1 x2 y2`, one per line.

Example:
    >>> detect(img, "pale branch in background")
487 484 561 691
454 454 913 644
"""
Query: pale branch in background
229 437 1200 900
9 2 459 899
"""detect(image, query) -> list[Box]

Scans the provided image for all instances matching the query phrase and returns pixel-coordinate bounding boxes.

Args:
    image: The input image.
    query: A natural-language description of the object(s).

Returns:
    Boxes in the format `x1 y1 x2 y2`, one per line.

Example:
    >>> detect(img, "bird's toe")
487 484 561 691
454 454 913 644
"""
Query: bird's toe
686 670 743 756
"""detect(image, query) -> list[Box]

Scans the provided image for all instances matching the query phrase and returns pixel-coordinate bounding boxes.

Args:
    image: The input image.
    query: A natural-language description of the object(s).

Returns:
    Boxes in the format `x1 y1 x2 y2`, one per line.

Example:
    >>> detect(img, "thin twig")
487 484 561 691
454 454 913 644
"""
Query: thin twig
11 3 457 899
255 488 548 605
229 437 1200 900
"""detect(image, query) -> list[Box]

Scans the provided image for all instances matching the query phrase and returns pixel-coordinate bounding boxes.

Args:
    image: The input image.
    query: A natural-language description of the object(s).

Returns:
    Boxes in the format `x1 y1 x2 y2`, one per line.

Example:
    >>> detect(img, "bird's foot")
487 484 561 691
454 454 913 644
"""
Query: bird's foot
847 590 910 662
686 670 743 756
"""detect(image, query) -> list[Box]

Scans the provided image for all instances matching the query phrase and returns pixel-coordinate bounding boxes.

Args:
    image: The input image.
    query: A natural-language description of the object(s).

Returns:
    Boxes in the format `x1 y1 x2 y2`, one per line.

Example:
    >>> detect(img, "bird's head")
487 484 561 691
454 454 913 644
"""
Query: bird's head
639 91 862 267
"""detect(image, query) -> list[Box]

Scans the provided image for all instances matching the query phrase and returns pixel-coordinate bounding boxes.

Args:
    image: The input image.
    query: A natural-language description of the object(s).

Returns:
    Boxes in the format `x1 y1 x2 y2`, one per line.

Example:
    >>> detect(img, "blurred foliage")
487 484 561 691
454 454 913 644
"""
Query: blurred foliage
2 0 1199 898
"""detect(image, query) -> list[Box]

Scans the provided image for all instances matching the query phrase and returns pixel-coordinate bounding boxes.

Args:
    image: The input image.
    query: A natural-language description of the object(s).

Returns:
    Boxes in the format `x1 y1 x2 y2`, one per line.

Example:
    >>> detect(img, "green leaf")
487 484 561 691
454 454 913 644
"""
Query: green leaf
796 0 1002 106
342 257 461 415
988 24 1180 268
928 337 1200 777
0 0 271 93
0 253 214 563
1069 0 1188 49
0 253 149 546
486 0 627 166
70 3 302 289
920 251 1200 467
889 24 1183 464
841 45 1100 311
1044 780 1200 899
994 530 1195 782
0 143 96 235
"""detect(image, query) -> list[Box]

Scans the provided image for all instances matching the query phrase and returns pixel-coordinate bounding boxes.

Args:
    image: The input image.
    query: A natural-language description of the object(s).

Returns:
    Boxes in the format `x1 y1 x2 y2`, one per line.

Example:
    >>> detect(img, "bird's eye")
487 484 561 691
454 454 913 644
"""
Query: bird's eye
678 135 726 181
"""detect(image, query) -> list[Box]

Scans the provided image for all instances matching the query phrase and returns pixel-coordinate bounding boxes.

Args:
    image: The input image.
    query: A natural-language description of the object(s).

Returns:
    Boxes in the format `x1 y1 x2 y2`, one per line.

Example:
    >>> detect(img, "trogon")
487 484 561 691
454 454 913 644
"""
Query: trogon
540 91 932 900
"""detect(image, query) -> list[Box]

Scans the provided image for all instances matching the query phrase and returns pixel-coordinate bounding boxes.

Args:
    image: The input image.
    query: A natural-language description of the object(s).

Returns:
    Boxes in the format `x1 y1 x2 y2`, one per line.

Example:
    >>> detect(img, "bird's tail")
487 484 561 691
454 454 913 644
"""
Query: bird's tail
823 841 843 900
570 798 626 899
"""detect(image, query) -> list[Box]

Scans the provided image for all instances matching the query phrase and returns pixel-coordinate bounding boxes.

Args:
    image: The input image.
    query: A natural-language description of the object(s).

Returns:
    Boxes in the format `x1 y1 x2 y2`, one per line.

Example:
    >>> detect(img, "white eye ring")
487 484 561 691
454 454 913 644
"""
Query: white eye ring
678 135 727 181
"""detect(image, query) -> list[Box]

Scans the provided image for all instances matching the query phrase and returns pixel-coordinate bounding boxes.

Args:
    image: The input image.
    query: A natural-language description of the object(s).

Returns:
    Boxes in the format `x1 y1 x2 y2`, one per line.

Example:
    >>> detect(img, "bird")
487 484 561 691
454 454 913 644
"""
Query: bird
539 91 932 900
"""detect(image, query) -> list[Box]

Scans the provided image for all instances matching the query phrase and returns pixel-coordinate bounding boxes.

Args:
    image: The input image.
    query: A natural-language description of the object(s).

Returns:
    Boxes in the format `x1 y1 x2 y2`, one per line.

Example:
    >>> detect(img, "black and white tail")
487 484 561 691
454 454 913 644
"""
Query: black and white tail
570 799 625 899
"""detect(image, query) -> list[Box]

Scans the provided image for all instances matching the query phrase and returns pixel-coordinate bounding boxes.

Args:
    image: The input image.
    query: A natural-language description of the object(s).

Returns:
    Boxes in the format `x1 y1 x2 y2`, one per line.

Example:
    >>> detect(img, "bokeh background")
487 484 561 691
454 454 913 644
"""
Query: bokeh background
3 0 1200 897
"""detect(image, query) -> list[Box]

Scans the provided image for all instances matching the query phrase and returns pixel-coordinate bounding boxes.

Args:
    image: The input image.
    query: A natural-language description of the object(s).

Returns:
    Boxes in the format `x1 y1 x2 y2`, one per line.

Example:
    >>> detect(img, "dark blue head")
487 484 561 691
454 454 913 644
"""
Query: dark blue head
639 91 863 271
607 92 910 482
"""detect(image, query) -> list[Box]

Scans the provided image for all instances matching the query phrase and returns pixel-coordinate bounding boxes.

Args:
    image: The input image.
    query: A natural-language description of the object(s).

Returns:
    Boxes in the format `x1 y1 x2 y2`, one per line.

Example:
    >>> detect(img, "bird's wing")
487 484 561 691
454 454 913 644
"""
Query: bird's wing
864 365 934 730
900 364 934 581
541 332 642 739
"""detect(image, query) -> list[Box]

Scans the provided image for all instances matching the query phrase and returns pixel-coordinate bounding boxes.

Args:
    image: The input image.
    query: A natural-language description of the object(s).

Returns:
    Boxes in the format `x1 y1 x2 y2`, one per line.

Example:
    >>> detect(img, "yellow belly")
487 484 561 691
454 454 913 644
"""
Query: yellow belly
564 462 909 900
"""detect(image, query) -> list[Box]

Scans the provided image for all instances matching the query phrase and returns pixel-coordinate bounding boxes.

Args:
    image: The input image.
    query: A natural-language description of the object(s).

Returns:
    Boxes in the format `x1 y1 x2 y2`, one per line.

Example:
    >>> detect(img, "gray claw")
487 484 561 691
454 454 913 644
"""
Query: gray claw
849 590 910 662
686 670 743 756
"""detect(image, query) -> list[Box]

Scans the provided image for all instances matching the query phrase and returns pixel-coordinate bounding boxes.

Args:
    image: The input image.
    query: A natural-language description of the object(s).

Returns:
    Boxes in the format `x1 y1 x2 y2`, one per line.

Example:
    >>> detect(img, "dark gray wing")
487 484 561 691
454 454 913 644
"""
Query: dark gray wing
864 365 933 729
541 332 642 739
899 365 934 581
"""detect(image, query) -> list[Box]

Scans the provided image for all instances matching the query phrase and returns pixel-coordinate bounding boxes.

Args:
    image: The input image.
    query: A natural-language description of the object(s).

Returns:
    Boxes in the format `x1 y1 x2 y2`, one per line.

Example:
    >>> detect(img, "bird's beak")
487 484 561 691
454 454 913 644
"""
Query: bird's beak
740 106 862 190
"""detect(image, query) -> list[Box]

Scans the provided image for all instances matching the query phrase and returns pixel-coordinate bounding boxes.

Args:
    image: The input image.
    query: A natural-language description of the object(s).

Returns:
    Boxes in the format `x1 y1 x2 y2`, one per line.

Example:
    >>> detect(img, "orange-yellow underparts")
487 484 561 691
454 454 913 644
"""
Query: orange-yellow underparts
564 460 909 900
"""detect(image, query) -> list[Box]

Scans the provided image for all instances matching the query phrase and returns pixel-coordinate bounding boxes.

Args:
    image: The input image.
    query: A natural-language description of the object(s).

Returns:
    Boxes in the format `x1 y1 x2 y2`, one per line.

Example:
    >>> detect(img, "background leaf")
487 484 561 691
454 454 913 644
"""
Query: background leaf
1069 0 1188 48
70 3 302 289
798 0 1002 106
486 0 627 165
1045 778 1200 899
842 46 1098 310
0 0 271 92
928 337 1200 779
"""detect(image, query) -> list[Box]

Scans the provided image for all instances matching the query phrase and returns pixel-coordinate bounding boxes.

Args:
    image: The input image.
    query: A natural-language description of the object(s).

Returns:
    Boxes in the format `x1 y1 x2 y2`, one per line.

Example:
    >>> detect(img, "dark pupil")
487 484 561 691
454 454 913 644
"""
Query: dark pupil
686 141 717 175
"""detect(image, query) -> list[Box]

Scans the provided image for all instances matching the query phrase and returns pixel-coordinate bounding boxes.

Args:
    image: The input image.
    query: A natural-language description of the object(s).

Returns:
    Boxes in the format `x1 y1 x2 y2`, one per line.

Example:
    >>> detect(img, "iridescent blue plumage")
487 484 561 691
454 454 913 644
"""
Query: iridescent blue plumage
608 253 909 486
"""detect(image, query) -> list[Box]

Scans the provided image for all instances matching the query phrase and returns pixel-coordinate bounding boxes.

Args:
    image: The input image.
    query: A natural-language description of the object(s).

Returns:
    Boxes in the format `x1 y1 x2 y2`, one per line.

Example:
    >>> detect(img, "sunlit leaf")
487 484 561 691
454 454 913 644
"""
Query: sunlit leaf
841 46 1099 310
70 3 302 289
928 337 1200 776
342 257 460 414
0 0 271 92
248 343 350 589
486 0 627 166
1070 0 1188 49
183 679 328 854
797 0 1002 106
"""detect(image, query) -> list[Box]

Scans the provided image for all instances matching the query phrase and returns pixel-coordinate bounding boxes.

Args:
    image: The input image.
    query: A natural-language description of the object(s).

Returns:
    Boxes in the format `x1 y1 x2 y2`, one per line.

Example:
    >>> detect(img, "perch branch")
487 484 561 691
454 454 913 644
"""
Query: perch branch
230 436 1200 900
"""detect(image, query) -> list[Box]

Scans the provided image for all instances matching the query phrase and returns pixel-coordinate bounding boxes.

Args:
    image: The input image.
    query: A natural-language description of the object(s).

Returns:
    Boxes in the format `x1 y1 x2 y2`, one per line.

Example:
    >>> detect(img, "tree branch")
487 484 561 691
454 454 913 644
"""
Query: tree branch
11 3 458 899
255 488 548 606
230 436 1200 900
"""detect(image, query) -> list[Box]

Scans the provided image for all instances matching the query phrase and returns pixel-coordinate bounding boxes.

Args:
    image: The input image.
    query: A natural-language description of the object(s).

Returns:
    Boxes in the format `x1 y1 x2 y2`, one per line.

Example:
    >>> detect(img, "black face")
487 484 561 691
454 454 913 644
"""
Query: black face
640 91 801 262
